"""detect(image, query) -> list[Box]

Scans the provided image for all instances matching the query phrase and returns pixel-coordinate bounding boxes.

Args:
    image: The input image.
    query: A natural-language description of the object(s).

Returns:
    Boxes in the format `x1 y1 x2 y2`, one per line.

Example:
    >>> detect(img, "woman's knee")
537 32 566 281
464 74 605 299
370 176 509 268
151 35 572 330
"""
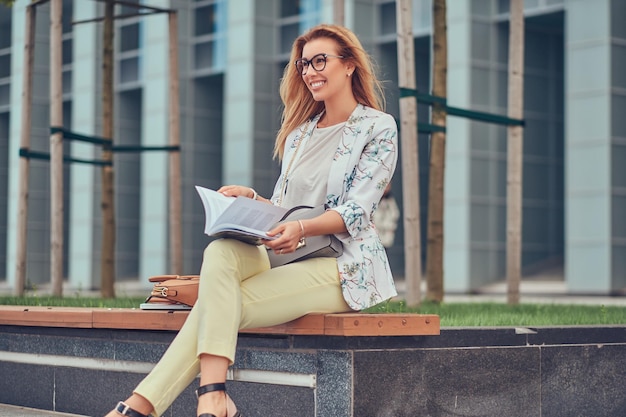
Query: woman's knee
202 239 239 261
202 239 267 272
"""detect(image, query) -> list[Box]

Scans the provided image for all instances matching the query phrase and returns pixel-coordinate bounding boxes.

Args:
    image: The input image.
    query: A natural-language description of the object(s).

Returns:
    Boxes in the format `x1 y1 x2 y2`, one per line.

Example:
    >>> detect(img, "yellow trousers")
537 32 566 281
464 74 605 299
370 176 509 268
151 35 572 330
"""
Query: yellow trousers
134 239 352 416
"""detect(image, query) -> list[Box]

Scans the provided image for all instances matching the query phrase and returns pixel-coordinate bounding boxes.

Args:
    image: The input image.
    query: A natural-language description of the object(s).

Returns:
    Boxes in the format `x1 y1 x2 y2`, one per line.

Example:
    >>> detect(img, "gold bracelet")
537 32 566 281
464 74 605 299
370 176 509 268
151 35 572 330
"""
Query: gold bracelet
297 220 305 238
296 220 306 249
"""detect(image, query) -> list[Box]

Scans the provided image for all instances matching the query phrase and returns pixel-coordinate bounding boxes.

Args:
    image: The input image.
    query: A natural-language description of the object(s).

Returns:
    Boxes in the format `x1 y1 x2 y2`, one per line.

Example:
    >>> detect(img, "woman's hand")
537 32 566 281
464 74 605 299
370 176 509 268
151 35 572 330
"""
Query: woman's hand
263 221 304 255
217 185 255 199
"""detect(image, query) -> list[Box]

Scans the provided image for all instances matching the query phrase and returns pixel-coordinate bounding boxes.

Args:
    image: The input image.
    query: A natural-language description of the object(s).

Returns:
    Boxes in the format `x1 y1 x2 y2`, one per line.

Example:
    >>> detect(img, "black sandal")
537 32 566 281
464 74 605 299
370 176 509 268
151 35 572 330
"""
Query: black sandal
114 401 149 417
196 382 241 417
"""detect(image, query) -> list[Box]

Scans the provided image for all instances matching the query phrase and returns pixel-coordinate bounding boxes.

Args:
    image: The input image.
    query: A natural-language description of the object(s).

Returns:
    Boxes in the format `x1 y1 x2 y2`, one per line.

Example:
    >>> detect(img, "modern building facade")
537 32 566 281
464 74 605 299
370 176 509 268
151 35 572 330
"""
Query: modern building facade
0 0 624 295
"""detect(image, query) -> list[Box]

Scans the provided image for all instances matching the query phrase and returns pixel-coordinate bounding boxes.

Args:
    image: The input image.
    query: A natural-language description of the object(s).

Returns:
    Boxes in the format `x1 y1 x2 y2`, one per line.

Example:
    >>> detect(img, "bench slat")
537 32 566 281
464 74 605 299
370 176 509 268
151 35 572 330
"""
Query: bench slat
0 307 440 336
0 306 94 328
324 313 440 336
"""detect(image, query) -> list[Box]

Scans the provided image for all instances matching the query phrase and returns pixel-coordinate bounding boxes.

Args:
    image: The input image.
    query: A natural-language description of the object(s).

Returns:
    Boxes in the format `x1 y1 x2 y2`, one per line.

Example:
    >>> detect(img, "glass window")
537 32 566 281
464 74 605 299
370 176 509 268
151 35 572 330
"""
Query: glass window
62 0 73 34
195 4 217 36
0 54 9 78
192 1 227 72
0 6 12 49
120 57 139 83
0 84 9 107
281 0 301 18
62 38 72 65
613 45 626 89
497 0 509 14
613 95 626 138
281 23 299 54
380 3 396 35
62 70 72 94
612 145 626 189
194 41 214 69
120 23 140 52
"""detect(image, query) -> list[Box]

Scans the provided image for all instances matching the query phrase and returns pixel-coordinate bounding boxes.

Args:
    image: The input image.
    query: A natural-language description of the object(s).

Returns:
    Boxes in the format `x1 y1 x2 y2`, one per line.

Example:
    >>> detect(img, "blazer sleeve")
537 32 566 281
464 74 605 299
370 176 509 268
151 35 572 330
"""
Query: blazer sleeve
331 113 398 238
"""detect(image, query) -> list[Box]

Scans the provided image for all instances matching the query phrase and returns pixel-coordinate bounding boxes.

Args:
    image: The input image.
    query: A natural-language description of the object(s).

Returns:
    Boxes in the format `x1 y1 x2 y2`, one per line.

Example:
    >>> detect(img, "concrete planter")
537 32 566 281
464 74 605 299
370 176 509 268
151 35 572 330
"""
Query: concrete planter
0 324 625 416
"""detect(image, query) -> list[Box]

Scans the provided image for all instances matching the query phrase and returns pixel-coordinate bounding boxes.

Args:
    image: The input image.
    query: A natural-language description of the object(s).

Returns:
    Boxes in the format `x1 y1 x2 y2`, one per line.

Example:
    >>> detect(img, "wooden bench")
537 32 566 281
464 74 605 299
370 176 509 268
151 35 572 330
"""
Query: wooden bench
0 306 440 336
0 306 439 416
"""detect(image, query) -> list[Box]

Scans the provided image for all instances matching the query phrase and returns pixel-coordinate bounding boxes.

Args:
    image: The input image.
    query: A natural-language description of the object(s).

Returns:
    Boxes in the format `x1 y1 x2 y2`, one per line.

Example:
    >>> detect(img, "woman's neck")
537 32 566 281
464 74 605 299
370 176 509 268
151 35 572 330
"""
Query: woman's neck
319 96 358 128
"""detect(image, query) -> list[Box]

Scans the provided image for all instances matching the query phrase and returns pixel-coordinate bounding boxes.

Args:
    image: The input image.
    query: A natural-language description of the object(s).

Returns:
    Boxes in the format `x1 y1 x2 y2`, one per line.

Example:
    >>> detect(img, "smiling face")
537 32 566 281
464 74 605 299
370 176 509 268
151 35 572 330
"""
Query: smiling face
300 37 354 105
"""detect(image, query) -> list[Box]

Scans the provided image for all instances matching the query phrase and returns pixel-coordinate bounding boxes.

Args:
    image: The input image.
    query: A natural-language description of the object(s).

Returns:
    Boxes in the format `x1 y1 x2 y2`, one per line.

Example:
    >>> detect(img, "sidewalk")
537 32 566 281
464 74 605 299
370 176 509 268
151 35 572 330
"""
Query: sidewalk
0 404 87 417
394 279 626 306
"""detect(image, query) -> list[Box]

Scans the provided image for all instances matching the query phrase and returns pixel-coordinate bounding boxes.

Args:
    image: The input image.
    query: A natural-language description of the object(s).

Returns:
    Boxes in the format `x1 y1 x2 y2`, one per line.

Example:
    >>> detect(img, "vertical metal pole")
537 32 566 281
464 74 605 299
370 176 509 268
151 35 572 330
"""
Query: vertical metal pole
168 11 182 275
50 0 64 296
396 0 422 306
15 5 37 296
506 0 525 304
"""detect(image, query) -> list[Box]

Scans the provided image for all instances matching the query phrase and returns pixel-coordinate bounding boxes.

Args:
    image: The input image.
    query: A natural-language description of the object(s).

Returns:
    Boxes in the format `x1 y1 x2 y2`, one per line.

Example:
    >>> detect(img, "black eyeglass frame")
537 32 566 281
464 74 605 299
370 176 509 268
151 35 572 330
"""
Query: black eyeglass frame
294 53 345 76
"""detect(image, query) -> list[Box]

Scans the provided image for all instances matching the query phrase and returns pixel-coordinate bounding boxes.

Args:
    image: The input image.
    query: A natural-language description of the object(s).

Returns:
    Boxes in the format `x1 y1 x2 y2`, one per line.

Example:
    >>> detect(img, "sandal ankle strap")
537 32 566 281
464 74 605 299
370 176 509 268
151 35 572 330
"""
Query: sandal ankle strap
115 401 149 417
196 382 227 398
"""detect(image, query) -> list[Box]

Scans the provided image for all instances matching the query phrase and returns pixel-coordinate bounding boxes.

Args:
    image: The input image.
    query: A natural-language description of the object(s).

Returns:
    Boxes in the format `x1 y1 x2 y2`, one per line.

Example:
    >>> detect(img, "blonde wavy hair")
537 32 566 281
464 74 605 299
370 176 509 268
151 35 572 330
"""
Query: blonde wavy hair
273 24 385 159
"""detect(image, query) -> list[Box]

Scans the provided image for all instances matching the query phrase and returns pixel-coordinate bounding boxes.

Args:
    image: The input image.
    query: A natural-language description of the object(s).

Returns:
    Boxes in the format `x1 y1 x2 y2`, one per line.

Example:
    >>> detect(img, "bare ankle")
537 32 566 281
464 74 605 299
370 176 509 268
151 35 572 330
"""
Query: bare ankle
197 390 226 417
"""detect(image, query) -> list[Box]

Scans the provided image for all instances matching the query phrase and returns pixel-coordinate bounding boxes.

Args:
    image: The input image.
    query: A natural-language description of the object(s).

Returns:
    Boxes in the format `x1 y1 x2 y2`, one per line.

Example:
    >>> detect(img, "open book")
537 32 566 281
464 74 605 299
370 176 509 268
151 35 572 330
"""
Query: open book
195 186 288 245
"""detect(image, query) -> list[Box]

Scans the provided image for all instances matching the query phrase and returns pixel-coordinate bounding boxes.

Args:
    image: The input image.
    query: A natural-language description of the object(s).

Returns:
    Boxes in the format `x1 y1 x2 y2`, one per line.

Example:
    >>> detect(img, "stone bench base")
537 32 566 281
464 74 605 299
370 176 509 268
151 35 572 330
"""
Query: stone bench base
1 307 625 416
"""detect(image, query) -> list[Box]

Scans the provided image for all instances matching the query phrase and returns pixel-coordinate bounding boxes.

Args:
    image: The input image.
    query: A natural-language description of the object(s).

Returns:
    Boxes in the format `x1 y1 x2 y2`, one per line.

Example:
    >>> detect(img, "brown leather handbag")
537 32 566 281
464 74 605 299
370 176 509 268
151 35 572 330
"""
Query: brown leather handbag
143 275 199 308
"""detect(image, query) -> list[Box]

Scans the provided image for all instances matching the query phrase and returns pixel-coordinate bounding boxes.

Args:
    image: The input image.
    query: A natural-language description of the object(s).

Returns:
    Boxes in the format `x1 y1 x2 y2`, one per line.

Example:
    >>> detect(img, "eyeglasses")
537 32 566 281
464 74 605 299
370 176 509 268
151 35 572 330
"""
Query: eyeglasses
294 53 344 76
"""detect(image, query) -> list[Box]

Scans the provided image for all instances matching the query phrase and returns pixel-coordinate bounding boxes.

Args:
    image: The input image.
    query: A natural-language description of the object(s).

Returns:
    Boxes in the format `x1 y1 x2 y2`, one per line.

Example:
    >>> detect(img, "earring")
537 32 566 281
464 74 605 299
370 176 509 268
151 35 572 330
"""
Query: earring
347 73 351 77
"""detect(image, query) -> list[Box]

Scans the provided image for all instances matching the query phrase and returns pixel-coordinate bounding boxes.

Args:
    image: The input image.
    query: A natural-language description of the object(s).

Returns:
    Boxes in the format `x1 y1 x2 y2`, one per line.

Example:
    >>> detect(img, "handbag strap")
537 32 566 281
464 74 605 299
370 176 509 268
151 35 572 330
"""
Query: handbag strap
278 119 311 206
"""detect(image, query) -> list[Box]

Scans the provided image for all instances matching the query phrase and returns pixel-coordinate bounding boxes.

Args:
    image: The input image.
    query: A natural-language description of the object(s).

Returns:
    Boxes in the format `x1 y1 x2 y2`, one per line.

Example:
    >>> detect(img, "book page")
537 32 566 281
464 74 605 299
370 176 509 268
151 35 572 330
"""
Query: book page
212 196 286 237
195 186 236 235
195 185 287 242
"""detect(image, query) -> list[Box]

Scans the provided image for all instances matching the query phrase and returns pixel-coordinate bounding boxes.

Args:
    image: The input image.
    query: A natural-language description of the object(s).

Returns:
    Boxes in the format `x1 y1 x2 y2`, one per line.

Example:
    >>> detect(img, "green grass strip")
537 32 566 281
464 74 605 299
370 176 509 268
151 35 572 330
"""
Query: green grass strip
0 296 145 309
366 300 626 327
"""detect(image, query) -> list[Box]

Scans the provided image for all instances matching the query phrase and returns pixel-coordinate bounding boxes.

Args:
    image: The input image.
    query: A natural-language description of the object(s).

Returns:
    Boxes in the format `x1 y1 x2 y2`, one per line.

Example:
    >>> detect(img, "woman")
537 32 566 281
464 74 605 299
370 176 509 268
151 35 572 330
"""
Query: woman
106 23 398 417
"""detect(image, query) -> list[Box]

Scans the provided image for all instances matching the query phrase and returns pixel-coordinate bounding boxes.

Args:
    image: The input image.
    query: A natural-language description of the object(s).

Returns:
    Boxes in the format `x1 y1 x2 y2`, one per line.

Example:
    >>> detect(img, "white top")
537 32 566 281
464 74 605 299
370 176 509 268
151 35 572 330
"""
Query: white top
280 123 344 208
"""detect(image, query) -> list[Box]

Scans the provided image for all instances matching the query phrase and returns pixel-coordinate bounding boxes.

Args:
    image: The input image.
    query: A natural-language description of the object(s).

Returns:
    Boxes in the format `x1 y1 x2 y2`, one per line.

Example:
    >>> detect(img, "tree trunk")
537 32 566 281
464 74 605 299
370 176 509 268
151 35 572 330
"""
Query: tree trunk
15 4 36 296
396 0 422 306
101 0 116 298
168 12 182 275
506 0 525 305
50 0 64 296
425 0 447 303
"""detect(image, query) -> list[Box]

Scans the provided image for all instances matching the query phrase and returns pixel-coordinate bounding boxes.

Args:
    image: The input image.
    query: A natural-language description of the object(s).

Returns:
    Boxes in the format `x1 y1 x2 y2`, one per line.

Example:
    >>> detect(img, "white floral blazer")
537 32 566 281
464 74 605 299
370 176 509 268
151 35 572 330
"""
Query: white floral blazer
270 104 399 310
